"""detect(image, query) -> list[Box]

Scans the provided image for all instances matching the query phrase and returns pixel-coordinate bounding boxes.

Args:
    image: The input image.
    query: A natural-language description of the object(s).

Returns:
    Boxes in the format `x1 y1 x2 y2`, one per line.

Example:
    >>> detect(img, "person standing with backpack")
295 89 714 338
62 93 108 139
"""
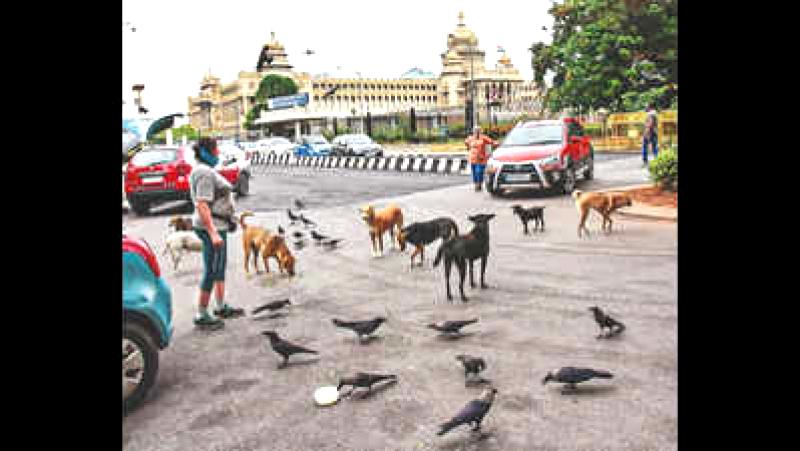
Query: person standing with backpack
642 104 659 166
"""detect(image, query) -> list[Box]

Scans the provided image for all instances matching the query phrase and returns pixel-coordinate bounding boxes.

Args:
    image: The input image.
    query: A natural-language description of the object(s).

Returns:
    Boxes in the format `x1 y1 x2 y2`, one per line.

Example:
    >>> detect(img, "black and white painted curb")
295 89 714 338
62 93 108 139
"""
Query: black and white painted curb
247 152 471 175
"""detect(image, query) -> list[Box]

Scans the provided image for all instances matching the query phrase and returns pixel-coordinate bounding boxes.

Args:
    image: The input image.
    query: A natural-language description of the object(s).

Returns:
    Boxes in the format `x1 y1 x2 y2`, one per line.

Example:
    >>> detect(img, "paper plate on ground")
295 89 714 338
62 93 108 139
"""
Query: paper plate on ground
314 386 340 406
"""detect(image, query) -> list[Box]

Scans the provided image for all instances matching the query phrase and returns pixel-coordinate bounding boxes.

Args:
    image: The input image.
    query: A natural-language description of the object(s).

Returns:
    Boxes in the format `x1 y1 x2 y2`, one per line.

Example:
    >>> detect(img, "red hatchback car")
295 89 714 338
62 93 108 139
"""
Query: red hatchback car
124 146 245 216
484 118 593 196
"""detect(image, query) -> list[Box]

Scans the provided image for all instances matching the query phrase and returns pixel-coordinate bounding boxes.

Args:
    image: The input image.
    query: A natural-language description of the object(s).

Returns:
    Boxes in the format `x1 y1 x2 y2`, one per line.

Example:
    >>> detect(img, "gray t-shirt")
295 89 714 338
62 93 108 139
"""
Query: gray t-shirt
190 163 235 232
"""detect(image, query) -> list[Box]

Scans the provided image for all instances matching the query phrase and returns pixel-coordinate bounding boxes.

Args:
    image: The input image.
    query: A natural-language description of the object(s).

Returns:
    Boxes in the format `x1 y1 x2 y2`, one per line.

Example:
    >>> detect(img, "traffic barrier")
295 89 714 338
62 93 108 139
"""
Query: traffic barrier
246 153 470 176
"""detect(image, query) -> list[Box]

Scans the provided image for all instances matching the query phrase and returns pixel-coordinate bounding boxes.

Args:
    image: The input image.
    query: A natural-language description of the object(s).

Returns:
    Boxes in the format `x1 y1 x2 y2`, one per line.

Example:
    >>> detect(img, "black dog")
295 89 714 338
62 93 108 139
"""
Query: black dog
433 214 495 302
398 217 459 267
511 204 545 235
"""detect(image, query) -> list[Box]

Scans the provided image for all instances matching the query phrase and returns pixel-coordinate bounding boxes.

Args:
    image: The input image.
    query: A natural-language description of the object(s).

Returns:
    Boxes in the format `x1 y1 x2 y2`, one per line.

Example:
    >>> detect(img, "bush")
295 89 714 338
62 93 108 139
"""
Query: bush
448 123 466 138
648 148 678 190
321 129 335 142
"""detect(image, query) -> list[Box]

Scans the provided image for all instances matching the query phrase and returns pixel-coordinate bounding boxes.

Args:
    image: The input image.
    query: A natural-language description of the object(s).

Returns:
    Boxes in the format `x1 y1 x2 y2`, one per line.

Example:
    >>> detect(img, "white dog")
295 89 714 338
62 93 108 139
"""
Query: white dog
163 231 203 271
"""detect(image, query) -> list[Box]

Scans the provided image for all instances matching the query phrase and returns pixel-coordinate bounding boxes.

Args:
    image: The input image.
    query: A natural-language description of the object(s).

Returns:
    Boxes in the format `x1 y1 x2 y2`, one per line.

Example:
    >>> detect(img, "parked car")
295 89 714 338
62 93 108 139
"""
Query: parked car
124 145 249 216
484 117 593 196
217 144 252 196
295 135 333 157
123 234 173 414
332 134 383 157
262 137 297 156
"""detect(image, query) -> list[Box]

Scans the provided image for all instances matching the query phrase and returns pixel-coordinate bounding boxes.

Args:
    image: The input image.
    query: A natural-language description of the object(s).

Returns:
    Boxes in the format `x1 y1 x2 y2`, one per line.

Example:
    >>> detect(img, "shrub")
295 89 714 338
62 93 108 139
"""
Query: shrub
321 129 335 142
648 148 678 191
448 123 466 138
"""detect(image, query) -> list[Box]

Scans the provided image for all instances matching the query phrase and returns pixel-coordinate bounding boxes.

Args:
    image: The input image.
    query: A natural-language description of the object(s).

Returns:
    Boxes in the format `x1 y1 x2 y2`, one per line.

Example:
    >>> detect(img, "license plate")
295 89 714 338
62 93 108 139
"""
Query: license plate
505 174 530 182
142 175 164 184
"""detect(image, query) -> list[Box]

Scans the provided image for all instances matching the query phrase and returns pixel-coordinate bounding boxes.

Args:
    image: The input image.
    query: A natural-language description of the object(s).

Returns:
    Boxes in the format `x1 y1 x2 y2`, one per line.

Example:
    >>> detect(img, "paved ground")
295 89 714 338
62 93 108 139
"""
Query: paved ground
123 155 676 451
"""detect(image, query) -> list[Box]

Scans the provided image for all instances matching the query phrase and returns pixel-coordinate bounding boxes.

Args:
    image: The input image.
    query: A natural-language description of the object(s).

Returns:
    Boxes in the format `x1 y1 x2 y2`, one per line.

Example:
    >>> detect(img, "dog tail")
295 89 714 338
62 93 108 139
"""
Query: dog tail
239 211 254 230
572 190 583 200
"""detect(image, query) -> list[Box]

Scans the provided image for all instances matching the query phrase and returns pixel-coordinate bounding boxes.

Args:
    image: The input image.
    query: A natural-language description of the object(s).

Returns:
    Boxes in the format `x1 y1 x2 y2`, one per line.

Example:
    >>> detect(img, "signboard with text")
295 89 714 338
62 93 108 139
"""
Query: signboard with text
267 93 310 110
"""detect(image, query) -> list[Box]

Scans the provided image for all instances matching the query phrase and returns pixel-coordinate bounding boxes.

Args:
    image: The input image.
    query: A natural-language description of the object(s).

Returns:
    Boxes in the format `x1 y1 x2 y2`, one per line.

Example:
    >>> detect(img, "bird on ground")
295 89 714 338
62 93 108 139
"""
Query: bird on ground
321 238 343 250
260 331 318 368
337 372 397 397
293 240 306 251
251 299 291 315
278 225 285 236
437 388 498 436
332 317 387 342
287 209 300 225
588 306 626 339
299 214 316 228
455 354 487 380
294 199 305 210
427 318 479 335
310 230 329 243
292 231 304 240
542 367 614 393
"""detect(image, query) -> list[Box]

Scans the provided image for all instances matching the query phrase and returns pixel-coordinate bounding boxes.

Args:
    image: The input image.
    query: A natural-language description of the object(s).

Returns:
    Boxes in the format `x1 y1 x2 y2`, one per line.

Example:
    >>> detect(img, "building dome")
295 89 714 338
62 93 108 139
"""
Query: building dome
450 12 478 46
264 31 285 51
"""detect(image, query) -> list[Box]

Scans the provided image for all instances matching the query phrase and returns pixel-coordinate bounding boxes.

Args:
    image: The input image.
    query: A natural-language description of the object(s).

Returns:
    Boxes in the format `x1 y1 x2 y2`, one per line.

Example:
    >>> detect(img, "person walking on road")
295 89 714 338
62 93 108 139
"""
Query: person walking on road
642 104 659 166
465 126 499 192
190 137 244 328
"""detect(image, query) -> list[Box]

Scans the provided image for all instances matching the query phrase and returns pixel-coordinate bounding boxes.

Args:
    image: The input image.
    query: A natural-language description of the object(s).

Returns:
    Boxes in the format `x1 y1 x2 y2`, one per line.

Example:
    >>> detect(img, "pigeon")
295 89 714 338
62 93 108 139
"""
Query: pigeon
427 319 479 335
251 299 291 315
278 225 286 236
332 317 386 342
437 388 498 436
588 306 626 339
294 199 305 210
542 367 614 392
337 372 397 397
455 354 487 381
321 238 343 250
299 214 316 228
292 231 304 240
310 230 329 243
287 209 300 225
260 331 318 368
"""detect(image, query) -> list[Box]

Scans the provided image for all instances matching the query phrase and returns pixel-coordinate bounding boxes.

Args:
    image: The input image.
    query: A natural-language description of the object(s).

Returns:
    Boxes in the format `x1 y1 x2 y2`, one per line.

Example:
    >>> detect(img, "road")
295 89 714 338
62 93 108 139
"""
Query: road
123 154 676 451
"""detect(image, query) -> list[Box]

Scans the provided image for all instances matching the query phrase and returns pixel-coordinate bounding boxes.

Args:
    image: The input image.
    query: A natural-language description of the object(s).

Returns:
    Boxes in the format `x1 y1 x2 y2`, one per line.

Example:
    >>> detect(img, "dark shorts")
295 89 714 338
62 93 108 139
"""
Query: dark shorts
194 229 227 292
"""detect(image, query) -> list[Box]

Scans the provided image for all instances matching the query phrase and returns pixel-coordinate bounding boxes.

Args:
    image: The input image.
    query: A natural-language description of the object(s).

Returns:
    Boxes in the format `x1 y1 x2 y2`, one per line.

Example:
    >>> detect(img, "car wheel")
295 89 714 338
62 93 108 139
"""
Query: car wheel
129 198 149 216
123 321 159 414
236 174 250 197
561 165 577 195
583 148 594 180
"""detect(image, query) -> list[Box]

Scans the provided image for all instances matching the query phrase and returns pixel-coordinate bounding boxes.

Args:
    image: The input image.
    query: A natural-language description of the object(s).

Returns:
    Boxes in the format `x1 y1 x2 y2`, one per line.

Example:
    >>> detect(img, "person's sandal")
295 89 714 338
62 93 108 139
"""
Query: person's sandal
194 315 224 329
214 304 245 319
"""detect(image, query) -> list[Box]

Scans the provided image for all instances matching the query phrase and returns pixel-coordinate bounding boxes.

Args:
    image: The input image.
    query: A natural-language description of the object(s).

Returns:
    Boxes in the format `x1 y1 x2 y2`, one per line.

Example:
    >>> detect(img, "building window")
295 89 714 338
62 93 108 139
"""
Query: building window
391 95 396 101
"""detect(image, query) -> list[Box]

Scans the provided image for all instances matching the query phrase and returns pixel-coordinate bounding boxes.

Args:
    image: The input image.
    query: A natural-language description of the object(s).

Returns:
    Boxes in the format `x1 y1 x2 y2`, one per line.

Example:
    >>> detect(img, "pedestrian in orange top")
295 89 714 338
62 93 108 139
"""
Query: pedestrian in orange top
465 126 499 192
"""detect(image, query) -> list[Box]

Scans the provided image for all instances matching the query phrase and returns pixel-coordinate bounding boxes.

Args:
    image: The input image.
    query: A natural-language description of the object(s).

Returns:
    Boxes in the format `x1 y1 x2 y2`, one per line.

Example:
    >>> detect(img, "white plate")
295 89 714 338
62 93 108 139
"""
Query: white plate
142 175 164 184
314 386 340 406
504 173 530 182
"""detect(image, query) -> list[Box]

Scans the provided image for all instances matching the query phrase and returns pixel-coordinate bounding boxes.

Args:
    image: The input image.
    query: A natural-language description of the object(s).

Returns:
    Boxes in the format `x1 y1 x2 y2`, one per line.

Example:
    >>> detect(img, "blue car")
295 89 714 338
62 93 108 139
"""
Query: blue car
123 234 173 413
294 135 333 157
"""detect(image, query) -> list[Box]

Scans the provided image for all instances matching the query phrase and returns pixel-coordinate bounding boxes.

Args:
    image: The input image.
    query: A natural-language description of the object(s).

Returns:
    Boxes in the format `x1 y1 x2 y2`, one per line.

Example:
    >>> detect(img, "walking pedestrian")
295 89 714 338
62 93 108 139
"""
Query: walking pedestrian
465 126 499 192
642 104 659 166
190 137 244 328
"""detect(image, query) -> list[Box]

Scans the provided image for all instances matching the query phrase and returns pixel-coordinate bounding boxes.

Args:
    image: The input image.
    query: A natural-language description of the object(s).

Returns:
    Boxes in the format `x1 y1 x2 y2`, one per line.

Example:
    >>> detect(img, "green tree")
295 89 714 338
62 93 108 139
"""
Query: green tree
530 0 677 113
255 75 299 103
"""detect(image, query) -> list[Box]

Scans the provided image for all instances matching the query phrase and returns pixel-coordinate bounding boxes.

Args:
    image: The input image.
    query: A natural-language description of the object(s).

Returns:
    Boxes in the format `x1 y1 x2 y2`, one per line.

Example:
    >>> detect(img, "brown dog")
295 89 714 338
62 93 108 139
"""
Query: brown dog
359 204 404 257
259 234 296 276
240 211 296 276
168 216 193 232
573 190 633 237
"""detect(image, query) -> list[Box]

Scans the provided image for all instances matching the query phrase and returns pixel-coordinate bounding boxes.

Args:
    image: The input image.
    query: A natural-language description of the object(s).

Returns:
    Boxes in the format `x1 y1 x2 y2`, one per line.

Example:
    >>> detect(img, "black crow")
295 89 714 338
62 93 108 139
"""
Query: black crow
278 225 285 235
542 367 614 392
299 214 316 228
287 208 300 225
260 331 318 368
455 354 486 379
292 231 304 239
321 238 343 249
437 388 498 436
294 199 305 210
252 299 291 315
588 306 626 339
427 318 478 335
310 230 329 242
337 372 397 396
332 317 386 342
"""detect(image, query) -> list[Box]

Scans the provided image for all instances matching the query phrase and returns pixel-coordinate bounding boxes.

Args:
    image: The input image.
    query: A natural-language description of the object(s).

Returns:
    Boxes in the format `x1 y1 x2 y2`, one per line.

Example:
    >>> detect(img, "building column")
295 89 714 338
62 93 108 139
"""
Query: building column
295 120 301 142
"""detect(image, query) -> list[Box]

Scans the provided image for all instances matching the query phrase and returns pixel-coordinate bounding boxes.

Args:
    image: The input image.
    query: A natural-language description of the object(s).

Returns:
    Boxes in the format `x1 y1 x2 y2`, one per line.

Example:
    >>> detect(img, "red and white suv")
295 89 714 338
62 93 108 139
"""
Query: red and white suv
485 117 593 196
124 146 250 216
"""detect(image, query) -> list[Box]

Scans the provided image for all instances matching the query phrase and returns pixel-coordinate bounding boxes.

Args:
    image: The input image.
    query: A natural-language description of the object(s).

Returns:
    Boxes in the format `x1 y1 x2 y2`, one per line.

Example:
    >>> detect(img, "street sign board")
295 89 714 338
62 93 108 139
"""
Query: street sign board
268 93 309 110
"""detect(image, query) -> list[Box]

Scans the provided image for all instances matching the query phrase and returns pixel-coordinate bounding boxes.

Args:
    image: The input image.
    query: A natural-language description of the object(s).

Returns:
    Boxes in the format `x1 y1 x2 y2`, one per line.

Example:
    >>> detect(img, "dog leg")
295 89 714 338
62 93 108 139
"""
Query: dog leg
480 256 488 289
243 243 251 274
419 247 425 267
457 260 468 302
523 220 529 235
578 210 590 238
468 259 475 288
444 259 453 301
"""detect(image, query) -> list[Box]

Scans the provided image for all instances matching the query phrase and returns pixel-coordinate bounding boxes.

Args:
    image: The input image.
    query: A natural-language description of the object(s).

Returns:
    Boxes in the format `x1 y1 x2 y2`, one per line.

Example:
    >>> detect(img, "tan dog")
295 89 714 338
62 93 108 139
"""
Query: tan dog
259 234 296 276
162 231 203 271
573 190 633 237
360 204 404 257
168 215 194 232
240 211 274 274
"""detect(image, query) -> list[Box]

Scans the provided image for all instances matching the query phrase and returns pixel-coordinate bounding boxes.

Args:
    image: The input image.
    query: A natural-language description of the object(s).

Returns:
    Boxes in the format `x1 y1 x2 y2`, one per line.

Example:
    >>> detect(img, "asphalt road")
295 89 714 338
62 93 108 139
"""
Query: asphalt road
122 154 676 451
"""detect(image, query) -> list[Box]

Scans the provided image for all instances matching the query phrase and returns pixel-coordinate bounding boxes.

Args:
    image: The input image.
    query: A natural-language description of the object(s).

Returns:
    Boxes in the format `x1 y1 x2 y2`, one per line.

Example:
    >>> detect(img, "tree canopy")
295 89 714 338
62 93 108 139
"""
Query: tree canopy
531 0 677 113
244 74 299 130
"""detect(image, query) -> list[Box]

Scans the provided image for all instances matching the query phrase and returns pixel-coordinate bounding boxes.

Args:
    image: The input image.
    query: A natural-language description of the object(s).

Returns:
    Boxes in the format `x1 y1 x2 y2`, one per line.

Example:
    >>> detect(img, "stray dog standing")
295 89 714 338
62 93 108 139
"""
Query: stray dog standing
572 190 633 237
398 217 459 267
259 234 296 276
163 231 203 270
510 205 545 235
433 214 495 302
359 204 404 257
240 212 296 276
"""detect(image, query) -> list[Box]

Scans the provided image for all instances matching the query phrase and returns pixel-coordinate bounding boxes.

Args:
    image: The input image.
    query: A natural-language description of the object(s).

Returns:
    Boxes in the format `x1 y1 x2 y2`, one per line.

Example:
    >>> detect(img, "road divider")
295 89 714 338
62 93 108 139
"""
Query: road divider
249 152 471 175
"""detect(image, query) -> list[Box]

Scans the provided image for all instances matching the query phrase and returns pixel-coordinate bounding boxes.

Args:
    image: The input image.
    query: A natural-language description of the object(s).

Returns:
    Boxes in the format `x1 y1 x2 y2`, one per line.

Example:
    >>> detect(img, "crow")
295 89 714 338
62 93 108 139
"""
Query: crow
293 240 306 251
278 225 286 236
337 372 397 397
542 367 614 392
287 208 300 225
332 316 386 342
321 238 343 249
251 299 291 315
299 214 316 228
292 231 304 240
427 318 478 335
294 199 305 210
437 388 498 436
455 354 486 380
588 306 626 339
260 331 318 368
310 230 329 243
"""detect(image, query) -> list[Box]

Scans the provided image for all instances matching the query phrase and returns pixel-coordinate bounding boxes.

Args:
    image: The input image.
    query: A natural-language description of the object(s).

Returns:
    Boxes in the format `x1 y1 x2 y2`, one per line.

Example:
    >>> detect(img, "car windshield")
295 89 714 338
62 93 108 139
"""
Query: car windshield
131 149 177 166
502 125 563 146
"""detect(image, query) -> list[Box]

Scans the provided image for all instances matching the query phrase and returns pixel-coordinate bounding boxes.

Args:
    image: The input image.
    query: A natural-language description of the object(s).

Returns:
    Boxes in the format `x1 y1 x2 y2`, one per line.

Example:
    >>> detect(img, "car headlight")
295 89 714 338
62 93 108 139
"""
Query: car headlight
539 155 562 171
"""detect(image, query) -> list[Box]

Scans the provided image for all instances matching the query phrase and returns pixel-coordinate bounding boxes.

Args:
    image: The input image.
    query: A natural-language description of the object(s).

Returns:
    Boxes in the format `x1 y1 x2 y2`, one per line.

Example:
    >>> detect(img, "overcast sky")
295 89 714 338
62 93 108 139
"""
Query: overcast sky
123 0 554 118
